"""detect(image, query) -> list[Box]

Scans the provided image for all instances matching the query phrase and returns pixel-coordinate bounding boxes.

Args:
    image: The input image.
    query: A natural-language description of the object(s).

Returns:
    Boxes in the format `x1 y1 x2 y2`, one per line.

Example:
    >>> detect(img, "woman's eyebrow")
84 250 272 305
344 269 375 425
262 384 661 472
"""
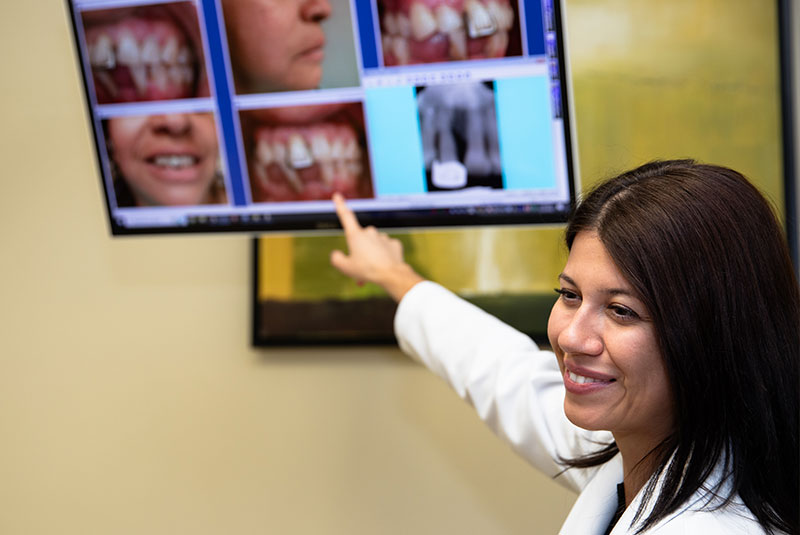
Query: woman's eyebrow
557 273 638 298
557 273 575 286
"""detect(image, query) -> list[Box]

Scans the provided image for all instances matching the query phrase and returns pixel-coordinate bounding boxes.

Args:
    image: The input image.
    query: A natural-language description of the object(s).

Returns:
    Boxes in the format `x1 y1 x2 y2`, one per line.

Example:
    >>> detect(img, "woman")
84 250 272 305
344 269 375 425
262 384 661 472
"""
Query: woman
106 112 227 207
330 160 799 534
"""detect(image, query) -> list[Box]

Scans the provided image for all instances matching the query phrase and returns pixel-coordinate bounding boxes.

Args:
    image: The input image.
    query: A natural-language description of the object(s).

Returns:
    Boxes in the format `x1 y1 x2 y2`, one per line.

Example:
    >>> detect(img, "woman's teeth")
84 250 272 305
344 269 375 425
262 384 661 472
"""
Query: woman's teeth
152 155 197 168
251 124 365 200
87 25 195 99
381 0 515 65
568 371 607 384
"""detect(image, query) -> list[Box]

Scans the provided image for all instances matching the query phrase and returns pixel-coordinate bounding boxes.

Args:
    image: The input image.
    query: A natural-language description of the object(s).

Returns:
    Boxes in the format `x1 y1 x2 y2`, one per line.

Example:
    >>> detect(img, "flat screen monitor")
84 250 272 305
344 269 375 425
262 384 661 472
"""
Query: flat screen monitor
67 0 578 235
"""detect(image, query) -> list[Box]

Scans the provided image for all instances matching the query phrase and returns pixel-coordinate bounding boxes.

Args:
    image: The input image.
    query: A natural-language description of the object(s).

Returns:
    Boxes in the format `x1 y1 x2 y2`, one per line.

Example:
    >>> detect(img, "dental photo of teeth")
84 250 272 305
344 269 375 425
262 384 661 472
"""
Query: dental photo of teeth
378 0 521 66
240 103 374 203
222 0 357 95
104 113 227 207
417 81 503 190
82 2 209 104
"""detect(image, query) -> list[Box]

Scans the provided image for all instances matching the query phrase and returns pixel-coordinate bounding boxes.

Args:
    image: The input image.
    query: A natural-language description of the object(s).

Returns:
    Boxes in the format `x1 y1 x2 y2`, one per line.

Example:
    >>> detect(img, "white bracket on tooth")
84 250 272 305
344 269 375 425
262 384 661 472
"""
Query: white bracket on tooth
464 0 497 39
91 34 116 69
288 135 313 169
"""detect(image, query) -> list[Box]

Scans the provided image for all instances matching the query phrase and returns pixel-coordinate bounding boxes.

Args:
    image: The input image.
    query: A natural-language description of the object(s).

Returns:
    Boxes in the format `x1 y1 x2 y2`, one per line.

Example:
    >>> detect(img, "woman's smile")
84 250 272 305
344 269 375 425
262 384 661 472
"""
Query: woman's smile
562 363 616 393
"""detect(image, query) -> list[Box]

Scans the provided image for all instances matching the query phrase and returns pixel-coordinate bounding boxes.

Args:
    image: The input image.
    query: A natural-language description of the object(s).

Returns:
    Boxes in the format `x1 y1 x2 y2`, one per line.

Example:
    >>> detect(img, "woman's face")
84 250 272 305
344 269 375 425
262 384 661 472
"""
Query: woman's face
547 231 674 445
221 0 332 93
108 113 220 206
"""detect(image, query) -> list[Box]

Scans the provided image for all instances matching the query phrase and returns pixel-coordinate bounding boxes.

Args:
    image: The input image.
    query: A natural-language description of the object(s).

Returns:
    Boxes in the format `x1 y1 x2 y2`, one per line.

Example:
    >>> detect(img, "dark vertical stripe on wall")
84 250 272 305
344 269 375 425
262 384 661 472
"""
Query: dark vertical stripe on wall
778 0 798 271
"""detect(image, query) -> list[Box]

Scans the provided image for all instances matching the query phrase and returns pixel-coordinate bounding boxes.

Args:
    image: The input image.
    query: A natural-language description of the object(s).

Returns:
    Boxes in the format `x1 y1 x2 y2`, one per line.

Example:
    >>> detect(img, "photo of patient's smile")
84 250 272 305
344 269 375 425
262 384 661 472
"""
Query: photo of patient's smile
81 2 209 104
378 0 521 66
105 112 226 207
241 103 373 202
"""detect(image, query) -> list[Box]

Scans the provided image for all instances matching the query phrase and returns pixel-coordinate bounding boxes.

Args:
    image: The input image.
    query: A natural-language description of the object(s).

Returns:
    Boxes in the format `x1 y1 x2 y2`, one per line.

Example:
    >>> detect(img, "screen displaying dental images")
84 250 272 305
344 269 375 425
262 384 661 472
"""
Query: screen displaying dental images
68 0 575 233
239 102 373 203
417 81 503 191
219 0 361 95
102 112 228 208
80 1 210 104
376 0 521 66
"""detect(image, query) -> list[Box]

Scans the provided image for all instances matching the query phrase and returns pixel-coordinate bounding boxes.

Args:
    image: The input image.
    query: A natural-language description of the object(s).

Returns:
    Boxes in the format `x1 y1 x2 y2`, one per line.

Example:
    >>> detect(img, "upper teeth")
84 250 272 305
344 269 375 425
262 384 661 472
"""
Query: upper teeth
91 34 115 69
288 134 313 169
88 29 195 97
436 5 464 33
380 1 514 65
153 155 195 168
253 128 364 189
409 2 438 41
568 371 604 384
464 0 497 38
89 32 193 69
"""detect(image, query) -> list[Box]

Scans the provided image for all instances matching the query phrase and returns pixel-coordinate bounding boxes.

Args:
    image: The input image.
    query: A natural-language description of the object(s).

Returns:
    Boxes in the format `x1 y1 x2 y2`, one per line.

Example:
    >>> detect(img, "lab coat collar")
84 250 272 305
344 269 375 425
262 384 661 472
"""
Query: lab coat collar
559 449 752 535
559 453 624 535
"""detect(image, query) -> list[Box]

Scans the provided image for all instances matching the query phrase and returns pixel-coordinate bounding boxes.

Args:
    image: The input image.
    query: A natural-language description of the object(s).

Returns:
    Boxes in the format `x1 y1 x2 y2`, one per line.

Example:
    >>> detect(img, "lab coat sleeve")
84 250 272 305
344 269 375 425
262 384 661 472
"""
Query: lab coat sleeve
394 281 612 493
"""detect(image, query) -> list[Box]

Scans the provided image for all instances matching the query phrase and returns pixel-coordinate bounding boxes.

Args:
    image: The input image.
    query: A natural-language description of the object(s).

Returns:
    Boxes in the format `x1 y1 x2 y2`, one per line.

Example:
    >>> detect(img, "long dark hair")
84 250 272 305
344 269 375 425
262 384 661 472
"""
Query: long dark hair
562 160 799 534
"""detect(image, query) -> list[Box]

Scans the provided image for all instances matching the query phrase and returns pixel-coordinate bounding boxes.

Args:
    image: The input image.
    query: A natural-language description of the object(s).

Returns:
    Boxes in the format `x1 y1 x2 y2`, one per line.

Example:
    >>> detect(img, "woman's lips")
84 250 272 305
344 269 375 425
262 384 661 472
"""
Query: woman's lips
562 363 616 394
298 35 326 63
144 151 206 183
301 45 325 63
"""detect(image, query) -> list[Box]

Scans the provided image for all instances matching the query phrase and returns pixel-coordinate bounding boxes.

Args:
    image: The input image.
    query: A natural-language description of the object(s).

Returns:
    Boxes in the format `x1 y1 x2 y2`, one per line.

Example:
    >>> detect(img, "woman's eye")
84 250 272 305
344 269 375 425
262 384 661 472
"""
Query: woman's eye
554 288 580 303
609 304 640 322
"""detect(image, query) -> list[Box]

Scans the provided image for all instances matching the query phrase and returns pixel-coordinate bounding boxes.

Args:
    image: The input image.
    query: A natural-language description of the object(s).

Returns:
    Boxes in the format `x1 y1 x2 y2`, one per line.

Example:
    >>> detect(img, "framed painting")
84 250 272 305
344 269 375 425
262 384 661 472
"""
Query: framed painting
252 229 565 345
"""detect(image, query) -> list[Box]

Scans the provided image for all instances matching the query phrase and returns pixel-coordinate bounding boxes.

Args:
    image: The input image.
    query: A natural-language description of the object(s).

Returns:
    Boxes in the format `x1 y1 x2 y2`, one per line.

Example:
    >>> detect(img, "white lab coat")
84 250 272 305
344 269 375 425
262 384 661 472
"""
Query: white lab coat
394 282 772 535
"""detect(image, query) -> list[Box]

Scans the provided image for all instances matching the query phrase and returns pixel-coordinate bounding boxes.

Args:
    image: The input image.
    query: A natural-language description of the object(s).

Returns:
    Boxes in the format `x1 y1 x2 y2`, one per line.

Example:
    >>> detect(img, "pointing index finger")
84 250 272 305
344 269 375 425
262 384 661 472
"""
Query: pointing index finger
333 192 361 233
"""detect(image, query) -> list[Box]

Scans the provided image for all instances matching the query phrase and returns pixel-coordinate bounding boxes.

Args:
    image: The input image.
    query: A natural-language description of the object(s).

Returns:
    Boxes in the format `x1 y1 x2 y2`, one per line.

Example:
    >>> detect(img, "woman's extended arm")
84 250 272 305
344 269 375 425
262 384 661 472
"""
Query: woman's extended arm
329 194 605 492
329 192 424 302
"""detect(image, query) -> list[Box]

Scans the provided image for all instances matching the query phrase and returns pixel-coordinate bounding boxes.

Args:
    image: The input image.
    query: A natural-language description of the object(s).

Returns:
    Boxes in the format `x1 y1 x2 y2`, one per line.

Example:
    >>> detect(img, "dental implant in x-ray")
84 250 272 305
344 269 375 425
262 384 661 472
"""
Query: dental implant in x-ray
417 81 502 186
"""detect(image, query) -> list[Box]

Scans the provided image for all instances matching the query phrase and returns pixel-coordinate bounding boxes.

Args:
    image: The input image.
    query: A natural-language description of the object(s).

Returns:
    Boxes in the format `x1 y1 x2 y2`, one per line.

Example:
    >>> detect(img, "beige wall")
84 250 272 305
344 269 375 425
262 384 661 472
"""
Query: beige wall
0 2 575 534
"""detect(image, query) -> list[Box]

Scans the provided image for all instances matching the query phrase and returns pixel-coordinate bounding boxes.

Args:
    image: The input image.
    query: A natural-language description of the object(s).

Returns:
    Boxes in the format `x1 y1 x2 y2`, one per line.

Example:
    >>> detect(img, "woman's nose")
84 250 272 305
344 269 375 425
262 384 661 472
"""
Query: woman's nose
148 114 192 136
301 0 332 22
557 308 604 357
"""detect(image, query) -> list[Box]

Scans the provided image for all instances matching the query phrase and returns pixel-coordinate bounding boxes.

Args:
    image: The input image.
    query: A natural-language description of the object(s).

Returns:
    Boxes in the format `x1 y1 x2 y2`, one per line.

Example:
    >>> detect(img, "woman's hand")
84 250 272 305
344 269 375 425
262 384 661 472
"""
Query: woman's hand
330 193 424 302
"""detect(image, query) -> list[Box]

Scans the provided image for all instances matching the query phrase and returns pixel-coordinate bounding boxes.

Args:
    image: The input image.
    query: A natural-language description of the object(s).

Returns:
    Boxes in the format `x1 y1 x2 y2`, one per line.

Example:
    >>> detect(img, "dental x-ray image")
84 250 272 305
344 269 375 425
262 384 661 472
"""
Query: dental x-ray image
417 81 503 191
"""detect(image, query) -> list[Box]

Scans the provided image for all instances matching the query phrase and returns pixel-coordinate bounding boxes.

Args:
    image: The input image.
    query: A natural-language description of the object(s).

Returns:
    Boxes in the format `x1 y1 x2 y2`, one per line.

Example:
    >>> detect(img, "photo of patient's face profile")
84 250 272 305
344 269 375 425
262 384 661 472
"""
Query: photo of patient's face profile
240 103 374 202
81 2 210 104
221 0 333 94
105 113 226 207
377 0 521 66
